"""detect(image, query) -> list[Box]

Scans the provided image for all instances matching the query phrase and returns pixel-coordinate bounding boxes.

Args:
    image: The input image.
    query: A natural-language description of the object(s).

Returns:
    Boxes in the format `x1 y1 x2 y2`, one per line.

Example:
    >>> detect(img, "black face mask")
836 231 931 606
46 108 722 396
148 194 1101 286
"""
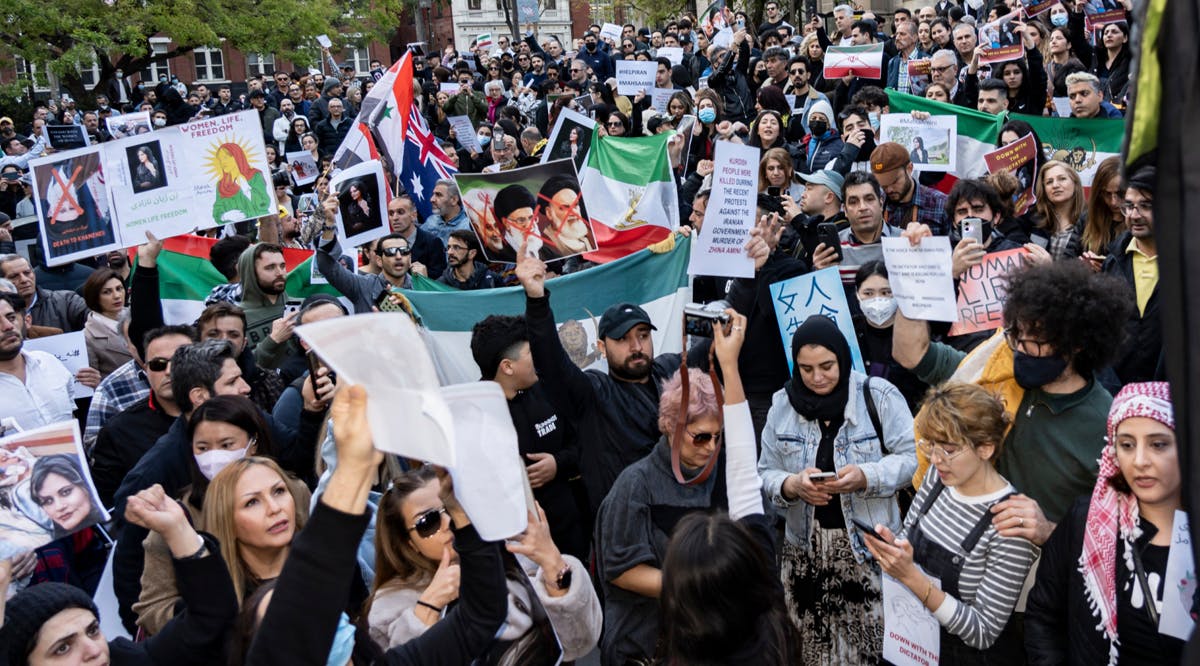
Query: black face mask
586 42 597 52
1012 350 1068 389
809 120 828 136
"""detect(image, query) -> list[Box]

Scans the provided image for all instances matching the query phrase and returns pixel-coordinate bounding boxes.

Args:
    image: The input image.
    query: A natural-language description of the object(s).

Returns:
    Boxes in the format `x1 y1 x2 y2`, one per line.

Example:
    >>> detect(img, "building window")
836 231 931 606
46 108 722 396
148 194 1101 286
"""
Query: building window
193 47 225 82
141 40 171 83
14 56 52 92
343 46 370 74
78 59 101 89
468 0 480 9
247 53 276 77
544 0 555 9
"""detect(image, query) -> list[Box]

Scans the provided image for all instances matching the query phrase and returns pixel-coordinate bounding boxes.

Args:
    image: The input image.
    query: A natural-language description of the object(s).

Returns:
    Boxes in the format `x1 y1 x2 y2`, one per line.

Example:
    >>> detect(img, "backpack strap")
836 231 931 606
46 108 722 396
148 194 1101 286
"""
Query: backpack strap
671 323 724 486
863 376 885 448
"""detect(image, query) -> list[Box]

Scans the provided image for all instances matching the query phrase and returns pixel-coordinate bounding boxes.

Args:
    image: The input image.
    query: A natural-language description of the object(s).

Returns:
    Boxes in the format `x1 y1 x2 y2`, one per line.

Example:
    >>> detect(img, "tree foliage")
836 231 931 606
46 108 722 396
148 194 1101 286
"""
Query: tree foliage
0 0 405 100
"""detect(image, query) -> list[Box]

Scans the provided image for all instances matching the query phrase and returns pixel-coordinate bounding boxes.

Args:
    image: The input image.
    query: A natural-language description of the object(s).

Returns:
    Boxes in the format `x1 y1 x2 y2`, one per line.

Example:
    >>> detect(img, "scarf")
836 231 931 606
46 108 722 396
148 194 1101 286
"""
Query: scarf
1079 381 1174 665
784 315 852 422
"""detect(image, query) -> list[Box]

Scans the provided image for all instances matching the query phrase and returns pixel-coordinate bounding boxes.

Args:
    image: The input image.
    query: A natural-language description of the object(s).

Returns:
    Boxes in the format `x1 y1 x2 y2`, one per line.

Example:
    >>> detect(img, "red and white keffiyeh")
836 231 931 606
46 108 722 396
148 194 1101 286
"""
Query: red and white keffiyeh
1078 381 1174 664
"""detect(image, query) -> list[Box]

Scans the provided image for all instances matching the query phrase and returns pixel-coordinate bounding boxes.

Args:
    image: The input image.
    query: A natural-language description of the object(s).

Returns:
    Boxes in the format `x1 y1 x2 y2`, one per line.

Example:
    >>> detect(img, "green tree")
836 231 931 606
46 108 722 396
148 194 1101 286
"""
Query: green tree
0 0 405 104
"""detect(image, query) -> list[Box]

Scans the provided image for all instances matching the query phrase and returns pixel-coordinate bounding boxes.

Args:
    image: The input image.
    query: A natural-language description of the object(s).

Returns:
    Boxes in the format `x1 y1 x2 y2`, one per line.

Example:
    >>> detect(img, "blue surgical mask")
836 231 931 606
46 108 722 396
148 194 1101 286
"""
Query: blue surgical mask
325 612 356 666
1051 13 1068 27
477 133 491 147
698 107 717 124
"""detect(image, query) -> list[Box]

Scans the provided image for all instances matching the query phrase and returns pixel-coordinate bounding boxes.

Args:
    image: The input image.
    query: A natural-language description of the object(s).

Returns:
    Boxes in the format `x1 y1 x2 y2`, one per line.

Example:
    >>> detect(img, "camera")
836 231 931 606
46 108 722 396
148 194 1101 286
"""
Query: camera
684 301 731 338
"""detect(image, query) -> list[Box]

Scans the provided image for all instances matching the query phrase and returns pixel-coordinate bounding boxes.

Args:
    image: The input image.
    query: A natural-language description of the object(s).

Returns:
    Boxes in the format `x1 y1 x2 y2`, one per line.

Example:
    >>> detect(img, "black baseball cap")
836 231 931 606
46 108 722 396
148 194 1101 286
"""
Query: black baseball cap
598 302 656 340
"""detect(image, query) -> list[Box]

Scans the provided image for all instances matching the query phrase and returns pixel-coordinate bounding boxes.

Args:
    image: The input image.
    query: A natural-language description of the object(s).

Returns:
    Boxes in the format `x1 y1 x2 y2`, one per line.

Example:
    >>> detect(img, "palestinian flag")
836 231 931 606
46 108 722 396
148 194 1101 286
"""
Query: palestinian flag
824 43 885 79
579 133 679 263
144 234 340 325
886 91 1124 186
399 237 693 383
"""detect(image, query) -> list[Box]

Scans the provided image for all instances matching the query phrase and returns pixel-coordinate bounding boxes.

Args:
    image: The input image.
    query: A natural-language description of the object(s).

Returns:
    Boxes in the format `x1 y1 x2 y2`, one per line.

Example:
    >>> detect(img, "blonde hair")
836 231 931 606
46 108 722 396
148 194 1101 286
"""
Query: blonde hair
914 383 1011 460
365 467 441 618
203 456 309 602
1033 160 1085 231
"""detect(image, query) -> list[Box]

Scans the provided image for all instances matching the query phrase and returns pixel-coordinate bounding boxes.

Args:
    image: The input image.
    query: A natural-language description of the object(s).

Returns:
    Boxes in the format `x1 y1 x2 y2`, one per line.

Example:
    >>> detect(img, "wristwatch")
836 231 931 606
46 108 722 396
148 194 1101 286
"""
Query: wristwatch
553 562 572 591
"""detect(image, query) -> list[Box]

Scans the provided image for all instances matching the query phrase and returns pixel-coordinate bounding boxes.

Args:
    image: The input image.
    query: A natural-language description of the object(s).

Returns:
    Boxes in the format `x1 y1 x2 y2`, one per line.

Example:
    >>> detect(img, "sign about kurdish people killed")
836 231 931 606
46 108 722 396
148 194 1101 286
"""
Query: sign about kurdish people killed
689 141 758 278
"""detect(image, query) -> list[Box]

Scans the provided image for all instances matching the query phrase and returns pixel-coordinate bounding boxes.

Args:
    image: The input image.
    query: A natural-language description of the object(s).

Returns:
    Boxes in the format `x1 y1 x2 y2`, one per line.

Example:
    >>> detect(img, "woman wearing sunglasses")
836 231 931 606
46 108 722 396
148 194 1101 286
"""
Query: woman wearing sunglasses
863 383 1038 663
757 314 917 665
366 466 601 659
134 395 311 636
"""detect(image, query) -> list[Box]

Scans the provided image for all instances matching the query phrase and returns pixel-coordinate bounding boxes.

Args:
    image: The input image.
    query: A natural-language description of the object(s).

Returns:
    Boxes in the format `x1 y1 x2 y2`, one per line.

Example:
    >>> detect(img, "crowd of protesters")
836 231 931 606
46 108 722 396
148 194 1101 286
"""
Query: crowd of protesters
0 0 1191 665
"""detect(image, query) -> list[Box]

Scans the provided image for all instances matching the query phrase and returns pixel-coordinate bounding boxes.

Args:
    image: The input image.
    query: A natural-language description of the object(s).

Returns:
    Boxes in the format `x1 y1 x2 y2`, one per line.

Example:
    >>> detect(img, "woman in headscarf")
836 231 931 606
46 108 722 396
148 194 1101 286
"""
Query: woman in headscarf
1025 382 1187 665
757 315 917 665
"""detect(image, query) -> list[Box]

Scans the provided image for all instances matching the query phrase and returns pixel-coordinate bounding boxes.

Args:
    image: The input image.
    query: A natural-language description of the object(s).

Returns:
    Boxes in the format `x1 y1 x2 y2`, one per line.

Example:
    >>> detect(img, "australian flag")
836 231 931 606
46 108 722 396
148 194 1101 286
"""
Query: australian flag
398 107 457 222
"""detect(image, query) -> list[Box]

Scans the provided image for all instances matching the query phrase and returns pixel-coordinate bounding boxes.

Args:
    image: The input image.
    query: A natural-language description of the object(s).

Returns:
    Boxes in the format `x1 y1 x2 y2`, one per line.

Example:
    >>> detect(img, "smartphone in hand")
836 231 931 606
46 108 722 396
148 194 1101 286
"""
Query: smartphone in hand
851 517 886 542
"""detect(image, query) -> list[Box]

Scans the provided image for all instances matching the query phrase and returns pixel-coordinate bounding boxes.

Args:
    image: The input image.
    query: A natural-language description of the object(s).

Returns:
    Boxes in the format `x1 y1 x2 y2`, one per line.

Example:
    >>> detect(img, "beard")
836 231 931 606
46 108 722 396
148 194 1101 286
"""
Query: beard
0 333 23 362
260 278 286 296
609 352 652 381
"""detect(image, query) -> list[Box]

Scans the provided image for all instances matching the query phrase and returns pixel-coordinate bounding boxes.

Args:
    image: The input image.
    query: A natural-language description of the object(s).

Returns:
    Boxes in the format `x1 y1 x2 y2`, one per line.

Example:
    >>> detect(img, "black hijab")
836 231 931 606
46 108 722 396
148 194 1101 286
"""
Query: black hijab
784 315 852 422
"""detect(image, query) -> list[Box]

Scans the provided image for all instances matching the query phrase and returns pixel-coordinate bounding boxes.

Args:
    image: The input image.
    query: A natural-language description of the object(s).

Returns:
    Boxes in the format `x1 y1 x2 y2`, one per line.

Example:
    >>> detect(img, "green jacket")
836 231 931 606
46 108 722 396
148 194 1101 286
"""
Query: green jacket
442 89 488 126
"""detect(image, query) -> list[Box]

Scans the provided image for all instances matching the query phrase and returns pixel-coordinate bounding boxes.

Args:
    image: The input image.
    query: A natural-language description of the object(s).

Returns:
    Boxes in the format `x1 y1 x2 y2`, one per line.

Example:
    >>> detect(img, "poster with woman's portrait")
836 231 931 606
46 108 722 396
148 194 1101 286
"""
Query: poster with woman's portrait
30 146 122 266
0 421 110 561
286 151 319 187
542 108 596 172
879 113 958 173
127 141 168 193
455 159 598 263
105 111 153 140
329 159 389 249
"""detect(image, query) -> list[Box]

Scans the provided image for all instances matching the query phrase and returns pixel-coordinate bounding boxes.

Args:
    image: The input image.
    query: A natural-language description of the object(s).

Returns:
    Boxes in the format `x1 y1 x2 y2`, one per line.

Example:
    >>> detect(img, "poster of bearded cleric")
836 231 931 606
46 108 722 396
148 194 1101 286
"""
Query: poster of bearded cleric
30 146 122 266
0 421 110 560
455 159 598 263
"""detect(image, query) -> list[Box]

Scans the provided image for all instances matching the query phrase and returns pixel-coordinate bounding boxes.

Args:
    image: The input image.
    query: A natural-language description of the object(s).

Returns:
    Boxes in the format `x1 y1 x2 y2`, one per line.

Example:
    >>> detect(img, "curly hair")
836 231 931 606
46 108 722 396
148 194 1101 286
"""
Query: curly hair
1002 260 1133 377
657 368 720 438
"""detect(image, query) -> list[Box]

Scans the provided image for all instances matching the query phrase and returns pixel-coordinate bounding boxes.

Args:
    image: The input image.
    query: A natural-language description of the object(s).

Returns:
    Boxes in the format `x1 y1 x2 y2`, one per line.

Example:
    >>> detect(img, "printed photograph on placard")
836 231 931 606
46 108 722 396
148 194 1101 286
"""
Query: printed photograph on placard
329 160 389 249
126 141 168 193
30 147 121 266
0 421 110 560
542 108 596 172
879 113 957 173
105 111 153 140
456 159 597 263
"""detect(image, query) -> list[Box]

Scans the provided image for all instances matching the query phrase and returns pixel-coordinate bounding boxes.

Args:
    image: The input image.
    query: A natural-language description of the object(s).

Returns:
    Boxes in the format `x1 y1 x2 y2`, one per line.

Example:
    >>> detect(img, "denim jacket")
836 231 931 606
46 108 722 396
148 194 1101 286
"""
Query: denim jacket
757 371 917 562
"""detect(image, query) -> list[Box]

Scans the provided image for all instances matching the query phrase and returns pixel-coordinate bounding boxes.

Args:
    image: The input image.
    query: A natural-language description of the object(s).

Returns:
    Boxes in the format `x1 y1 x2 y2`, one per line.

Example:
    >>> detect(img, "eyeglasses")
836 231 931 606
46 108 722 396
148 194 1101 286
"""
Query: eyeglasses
1003 326 1051 356
916 439 968 461
146 357 171 372
1120 201 1153 216
931 64 954 74
407 507 449 538
687 429 722 445
790 69 807 75
570 68 583 73
380 246 411 257
606 121 623 127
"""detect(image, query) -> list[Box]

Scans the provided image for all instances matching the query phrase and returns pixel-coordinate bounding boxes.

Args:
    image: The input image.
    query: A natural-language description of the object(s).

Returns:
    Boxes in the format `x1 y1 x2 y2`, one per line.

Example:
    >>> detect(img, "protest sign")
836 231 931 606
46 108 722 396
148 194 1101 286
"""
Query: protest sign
985 133 1038 216
689 141 758 278
670 115 698 173
439 82 461 95
657 46 684 66
515 0 539 24
616 60 657 95
309 250 357 285
1160 510 1196 641
296 313 455 465
883 572 941 666
24 331 95 398
542 107 595 172
824 43 885 79
1084 0 1126 30
978 10 1025 65
316 34 333 48
572 93 595 113
456 159 598 262
599 23 623 43
770 268 865 374
650 87 675 113
441 382 528 540
947 248 1028 336
447 114 481 153
105 111 152 140
881 236 957 322
1051 96 1071 118
45 124 90 150
906 59 932 96
286 151 319 186
30 146 123 266
879 113 957 173
329 159 389 249
1020 0 1059 17
712 28 734 49
0 420 110 560
102 109 275 243
697 76 710 90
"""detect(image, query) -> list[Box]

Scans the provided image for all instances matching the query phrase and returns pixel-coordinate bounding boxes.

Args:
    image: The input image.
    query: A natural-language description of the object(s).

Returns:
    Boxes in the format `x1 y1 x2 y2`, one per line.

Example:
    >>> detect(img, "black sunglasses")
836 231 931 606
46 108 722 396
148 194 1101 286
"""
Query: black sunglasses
146 357 171 372
688 429 722 445
380 246 411 257
408 507 449 538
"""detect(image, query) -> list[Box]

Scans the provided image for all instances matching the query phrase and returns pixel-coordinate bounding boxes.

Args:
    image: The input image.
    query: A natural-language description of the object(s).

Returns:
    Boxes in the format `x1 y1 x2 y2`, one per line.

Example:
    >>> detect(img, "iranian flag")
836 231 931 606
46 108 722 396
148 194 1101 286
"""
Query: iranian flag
400 237 693 383
824 43 885 79
139 235 339 325
579 133 679 262
476 33 494 50
886 91 1124 186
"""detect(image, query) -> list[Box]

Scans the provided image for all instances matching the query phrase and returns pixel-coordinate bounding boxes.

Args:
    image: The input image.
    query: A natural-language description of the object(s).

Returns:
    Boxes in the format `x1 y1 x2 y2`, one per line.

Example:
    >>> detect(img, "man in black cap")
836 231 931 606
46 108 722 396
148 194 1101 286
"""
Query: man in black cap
515 246 687 517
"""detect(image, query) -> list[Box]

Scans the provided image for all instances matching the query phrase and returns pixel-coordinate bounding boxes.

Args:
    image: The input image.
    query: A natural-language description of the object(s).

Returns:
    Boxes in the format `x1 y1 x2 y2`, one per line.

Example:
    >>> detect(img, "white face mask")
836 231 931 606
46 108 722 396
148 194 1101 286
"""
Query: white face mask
194 442 252 480
860 296 898 327
152 117 167 128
